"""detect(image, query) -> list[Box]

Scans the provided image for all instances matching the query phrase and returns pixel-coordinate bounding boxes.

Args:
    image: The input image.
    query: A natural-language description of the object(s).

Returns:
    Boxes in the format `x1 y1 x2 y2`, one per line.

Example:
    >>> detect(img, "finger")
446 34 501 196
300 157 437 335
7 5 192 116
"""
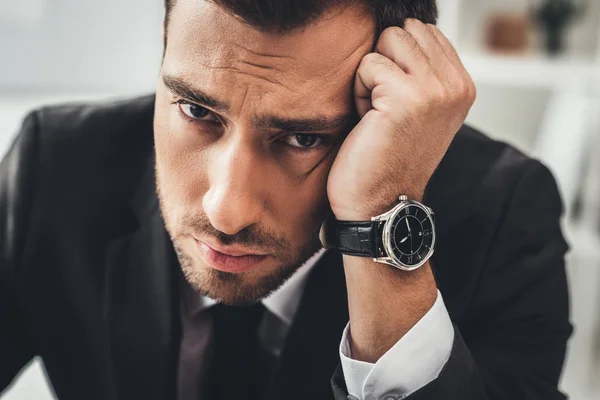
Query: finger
428 25 476 99
354 52 409 117
375 26 432 78
424 24 451 61
428 25 467 74
403 19 450 79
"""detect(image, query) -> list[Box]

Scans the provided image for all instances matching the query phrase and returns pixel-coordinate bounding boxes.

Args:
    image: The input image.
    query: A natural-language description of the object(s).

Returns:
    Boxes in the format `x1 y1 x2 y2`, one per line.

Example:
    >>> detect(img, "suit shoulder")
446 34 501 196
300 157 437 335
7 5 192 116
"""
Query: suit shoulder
429 124 557 207
454 124 548 181
24 95 156 214
30 94 154 173
34 94 155 150
453 124 535 171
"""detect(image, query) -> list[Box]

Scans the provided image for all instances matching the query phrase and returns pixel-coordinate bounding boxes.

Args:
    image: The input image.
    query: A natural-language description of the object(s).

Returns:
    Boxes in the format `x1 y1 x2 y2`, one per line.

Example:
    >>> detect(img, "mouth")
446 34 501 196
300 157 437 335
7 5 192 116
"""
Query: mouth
192 237 269 274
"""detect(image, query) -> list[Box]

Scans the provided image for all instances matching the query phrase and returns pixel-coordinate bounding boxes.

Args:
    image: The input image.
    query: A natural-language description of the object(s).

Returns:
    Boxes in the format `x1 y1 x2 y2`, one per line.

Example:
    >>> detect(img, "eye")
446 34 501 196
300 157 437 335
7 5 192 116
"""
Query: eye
282 134 323 150
177 100 219 123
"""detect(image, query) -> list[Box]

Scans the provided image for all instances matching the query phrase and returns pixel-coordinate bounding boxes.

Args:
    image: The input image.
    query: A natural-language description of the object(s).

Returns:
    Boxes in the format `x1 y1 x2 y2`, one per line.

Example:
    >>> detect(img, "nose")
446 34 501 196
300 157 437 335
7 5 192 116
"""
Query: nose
202 138 266 235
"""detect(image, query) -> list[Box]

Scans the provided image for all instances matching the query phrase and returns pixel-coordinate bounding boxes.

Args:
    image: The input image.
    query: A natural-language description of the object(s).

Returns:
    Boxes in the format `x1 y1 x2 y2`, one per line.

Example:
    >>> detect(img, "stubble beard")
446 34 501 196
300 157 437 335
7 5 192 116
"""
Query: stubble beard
156 169 325 306
173 237 322 306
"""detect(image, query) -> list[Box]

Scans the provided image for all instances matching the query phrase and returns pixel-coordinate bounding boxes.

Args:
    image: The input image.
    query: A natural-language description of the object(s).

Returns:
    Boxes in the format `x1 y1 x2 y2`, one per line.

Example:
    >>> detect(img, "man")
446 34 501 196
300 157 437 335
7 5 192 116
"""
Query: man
0 0 571 399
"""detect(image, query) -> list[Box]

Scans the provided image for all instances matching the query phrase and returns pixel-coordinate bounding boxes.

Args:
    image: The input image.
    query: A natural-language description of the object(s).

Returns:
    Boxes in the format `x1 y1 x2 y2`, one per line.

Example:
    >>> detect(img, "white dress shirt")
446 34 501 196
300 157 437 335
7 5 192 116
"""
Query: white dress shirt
182 249 454 400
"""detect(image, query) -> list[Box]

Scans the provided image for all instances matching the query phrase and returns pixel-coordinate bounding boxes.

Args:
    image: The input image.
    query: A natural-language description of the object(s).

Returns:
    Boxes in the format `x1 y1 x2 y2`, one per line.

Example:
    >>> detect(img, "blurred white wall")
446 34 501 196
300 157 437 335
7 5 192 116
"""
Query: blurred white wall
0 0 163 93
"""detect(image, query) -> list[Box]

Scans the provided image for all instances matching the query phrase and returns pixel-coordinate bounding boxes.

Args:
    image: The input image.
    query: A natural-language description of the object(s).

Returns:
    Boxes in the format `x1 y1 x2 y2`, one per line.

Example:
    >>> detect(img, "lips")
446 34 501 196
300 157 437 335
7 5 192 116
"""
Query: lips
194 238 268 273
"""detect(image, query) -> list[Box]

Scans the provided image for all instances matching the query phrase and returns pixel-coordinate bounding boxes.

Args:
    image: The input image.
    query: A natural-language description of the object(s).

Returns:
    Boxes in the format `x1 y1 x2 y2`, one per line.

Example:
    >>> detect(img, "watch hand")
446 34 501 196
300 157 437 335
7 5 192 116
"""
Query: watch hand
399 236 409 244
405 217 411 233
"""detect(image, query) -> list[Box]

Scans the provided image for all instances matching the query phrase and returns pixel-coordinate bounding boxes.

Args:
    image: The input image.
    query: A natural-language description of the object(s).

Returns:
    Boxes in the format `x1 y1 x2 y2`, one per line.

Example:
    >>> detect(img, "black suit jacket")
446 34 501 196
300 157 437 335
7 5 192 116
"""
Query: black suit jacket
0 96 571 400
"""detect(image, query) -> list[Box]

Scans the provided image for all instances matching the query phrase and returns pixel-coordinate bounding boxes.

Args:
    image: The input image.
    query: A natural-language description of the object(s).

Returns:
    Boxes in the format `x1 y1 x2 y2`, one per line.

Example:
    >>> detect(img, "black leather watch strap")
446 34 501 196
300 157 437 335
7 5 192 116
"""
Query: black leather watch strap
319 219 380 257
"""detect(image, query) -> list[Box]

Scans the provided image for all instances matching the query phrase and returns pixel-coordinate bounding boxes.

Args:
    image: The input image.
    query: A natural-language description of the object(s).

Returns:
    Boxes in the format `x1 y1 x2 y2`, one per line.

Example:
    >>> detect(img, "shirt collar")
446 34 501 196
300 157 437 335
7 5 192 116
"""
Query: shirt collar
185 249 327 326
262 248 326 325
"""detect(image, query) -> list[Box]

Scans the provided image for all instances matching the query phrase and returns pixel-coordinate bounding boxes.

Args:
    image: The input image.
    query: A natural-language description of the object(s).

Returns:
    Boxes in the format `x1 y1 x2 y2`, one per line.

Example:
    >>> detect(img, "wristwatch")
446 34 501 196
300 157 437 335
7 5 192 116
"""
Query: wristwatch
320 195 436 271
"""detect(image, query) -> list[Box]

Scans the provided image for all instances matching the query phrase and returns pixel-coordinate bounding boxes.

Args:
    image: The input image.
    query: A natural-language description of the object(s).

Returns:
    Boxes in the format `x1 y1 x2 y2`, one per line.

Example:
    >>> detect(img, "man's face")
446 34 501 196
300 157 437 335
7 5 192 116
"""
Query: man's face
154 0 374 305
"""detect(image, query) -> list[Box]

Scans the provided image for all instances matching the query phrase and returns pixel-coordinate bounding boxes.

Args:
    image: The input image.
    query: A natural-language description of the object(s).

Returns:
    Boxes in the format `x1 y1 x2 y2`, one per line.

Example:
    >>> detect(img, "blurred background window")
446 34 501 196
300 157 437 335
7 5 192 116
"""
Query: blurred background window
1 0 600 399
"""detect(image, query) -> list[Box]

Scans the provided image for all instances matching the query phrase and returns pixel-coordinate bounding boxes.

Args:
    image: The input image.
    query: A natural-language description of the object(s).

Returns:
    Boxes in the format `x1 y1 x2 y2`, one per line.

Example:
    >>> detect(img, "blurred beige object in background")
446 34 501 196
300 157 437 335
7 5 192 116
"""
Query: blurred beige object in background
485 13 531 53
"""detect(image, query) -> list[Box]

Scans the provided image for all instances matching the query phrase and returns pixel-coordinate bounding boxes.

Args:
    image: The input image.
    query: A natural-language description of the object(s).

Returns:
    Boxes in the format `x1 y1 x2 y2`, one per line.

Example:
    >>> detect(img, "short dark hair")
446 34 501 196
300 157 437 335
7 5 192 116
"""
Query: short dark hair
164 0 438 36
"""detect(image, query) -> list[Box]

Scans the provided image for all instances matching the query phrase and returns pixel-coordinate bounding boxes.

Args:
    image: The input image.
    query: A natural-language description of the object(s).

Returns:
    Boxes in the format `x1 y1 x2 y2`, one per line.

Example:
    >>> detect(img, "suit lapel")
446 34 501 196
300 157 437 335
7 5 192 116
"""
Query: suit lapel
267 250 349 400
104 157 182 400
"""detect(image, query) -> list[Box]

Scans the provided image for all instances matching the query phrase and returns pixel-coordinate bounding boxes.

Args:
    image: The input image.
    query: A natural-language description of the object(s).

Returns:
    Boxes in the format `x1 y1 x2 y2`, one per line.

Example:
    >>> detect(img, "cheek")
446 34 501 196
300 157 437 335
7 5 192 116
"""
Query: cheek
154 101 209 221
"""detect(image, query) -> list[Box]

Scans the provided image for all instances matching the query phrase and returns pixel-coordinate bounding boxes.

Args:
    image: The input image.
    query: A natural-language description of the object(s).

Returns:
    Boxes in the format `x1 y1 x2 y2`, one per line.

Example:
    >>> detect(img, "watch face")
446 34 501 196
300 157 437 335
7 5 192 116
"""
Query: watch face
388 203 434 267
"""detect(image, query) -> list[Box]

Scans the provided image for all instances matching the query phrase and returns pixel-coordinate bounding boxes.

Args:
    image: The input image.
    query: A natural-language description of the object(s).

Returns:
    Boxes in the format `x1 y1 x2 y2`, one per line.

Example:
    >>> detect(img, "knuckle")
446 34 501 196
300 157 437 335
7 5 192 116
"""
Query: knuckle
377 26 411 51
454 80 468 97
467 77 478 101
467 87 477 105
444 69 474 101
426 23 440 34
358 52 397 77
361 52 386 68
377 25 423 57
447 78 476 108
403 18 423 30
459 77 477 101
380 26 405 41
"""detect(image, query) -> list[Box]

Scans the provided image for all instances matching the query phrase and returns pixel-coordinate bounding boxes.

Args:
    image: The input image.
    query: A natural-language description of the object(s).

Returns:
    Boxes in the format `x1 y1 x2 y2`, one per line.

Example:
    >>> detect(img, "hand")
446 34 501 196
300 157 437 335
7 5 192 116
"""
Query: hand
332 20 476 363
327 19 476 221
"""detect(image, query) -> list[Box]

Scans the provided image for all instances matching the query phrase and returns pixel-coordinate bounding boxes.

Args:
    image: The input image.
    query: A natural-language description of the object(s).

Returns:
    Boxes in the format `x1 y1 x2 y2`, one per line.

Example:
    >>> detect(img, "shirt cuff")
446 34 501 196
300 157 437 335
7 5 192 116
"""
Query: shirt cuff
339 290 454 400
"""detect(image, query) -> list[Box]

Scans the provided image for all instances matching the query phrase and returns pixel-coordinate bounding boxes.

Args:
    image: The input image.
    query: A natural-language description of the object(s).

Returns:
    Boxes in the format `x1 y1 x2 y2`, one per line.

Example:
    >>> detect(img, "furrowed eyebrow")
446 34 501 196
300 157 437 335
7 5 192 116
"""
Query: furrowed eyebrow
252 112 358 133
162 74 230 114
163 73 358 133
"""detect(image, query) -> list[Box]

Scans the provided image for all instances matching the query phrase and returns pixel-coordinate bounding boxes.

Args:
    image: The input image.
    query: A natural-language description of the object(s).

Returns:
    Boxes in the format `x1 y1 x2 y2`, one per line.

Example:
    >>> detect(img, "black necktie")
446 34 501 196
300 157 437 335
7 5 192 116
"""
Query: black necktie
205 303 267 400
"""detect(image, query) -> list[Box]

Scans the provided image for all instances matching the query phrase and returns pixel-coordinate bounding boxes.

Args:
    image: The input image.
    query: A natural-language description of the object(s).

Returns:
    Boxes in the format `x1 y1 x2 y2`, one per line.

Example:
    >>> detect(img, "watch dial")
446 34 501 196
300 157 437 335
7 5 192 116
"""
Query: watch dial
390 204 434 266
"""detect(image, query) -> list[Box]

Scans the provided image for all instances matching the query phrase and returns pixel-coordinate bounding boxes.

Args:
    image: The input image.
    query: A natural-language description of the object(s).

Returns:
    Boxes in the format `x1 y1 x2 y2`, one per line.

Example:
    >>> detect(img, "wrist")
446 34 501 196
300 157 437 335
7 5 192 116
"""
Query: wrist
343 257 437 362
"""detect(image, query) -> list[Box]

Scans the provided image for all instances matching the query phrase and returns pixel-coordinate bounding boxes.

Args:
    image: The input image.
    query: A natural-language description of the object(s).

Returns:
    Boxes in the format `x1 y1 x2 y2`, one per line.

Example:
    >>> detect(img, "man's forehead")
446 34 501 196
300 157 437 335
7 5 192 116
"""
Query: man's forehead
163 0 374 127
166 0 375 76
